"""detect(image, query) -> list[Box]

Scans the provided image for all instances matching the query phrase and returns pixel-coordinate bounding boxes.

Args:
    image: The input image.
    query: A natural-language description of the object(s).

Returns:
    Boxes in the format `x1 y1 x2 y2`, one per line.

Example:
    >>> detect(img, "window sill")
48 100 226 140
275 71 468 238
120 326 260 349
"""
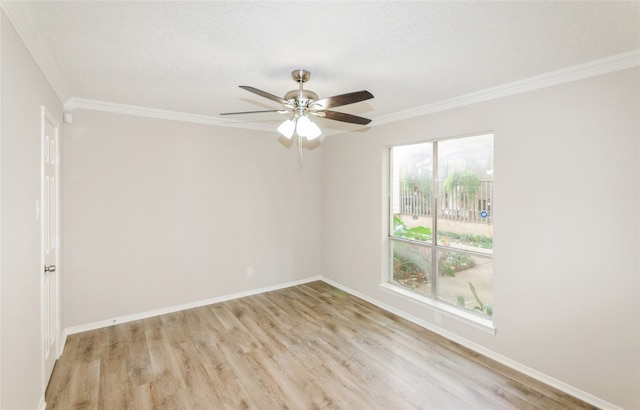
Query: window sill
379 282 496 335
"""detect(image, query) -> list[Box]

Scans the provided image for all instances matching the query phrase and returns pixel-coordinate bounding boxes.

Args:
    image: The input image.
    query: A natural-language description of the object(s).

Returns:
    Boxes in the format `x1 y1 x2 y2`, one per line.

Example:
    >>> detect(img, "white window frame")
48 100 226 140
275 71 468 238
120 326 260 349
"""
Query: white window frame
381 133 496 334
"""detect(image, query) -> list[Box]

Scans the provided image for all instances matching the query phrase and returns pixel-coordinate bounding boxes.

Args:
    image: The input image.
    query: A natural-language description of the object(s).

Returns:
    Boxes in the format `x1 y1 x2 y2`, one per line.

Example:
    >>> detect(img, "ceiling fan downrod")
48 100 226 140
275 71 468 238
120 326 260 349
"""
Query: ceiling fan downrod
284 69 318 109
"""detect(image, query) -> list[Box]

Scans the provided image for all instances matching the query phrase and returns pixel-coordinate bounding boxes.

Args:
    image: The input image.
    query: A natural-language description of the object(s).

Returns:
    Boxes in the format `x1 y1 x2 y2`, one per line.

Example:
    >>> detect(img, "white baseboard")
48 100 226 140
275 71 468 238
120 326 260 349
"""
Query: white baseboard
319 276 621 410
37 396 46 410
57 329 68 358
63 276 322 336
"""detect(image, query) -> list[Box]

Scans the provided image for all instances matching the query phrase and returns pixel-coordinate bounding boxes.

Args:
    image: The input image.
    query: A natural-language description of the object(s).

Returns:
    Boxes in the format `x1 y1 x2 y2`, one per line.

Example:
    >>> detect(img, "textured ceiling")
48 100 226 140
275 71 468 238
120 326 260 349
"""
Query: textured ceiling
7 1 640 131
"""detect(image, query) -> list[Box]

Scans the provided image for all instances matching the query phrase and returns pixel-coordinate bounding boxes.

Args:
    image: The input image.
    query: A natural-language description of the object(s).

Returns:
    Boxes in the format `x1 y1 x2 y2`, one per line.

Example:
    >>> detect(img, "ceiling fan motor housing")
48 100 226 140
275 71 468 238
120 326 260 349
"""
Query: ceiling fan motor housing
284 89 319 105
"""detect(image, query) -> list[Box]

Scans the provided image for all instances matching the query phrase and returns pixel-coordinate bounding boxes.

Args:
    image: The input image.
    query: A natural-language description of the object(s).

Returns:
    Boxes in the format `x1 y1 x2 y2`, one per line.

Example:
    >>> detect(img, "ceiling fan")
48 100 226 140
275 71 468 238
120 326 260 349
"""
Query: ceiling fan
220 69 374 142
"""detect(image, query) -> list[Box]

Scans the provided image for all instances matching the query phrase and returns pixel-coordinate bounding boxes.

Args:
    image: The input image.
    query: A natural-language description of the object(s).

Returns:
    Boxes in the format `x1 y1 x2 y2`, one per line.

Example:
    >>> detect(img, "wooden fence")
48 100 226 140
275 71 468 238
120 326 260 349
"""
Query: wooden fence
398 179 493 223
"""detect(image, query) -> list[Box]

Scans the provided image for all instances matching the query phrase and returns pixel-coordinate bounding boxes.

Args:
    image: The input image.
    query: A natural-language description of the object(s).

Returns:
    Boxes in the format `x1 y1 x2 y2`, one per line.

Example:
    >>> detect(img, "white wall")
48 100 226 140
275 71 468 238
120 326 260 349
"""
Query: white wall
62 110 322 328
322 68 640 409
1 12 64 409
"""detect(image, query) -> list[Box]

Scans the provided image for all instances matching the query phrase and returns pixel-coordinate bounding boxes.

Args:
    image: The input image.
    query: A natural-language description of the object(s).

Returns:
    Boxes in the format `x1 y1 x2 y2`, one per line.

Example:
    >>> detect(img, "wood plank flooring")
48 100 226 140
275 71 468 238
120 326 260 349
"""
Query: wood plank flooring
45 281 595 409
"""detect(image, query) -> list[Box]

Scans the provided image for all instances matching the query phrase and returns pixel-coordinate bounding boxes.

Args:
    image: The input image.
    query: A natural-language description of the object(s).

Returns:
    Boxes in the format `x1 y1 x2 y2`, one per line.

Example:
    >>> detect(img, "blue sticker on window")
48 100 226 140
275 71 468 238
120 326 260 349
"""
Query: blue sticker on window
480 211 488 218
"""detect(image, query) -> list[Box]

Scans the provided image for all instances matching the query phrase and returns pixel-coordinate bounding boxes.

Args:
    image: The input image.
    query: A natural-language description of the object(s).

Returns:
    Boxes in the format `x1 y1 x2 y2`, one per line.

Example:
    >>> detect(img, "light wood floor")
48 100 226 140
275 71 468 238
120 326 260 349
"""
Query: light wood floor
46 281 595 409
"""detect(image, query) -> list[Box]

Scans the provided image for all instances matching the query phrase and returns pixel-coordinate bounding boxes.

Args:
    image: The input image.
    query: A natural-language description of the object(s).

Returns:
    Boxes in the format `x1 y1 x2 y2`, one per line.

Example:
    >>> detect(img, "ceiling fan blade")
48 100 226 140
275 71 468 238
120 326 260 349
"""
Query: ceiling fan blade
220 109 288 115
311 90 374 110
318 110 372 125
239 86 289 105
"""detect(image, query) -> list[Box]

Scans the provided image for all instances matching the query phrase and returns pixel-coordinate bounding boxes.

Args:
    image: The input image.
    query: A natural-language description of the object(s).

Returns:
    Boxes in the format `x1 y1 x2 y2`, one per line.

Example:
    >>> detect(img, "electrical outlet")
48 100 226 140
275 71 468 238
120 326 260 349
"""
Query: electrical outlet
246 267 253 277
434 312 442 325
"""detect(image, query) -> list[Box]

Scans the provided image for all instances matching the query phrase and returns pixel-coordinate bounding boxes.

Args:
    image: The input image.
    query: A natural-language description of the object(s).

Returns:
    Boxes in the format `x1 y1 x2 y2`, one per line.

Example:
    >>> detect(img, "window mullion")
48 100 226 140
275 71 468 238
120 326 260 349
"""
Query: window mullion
431 141 438 300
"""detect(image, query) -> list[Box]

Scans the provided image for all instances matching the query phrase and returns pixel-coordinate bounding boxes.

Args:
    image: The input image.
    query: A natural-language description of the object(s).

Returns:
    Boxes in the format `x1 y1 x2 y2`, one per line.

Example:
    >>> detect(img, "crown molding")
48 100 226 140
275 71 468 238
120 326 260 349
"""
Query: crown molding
64 98 288 133
374 49 640 126
2 1 71 104
63 98 348 136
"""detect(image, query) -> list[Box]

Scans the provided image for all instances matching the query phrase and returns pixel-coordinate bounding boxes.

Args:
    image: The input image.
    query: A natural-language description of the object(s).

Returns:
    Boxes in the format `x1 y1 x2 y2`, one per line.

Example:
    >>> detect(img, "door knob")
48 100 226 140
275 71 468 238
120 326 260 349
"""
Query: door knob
44 265 56 273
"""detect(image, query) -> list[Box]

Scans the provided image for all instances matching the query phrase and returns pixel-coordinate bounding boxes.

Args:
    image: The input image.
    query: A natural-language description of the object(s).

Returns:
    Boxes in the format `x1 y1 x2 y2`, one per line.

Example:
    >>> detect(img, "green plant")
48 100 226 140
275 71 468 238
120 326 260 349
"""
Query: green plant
393 258 428 288
392 217 432 288
444 170 481 198
393 216 432 241
438 250 476 277
401 158 432 201
392 245 430 288
438 231 493 249
457 282 493 316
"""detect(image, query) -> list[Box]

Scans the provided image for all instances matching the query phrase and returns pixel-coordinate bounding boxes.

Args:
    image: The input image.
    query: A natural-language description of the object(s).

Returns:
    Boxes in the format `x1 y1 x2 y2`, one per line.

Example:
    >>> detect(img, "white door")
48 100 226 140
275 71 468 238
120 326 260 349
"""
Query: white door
41 107 60 388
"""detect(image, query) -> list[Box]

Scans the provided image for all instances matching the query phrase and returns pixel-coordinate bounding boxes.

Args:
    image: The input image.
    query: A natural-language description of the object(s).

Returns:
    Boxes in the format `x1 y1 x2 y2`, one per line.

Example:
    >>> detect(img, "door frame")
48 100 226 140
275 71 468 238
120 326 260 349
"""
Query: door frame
40 106 61 393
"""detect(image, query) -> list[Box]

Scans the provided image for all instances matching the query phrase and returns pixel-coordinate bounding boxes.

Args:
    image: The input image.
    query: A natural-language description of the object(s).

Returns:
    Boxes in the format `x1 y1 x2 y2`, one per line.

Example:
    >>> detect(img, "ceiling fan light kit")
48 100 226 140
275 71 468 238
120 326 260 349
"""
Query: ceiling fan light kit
221 69 374 149
277 119 296 139
294 115 322 140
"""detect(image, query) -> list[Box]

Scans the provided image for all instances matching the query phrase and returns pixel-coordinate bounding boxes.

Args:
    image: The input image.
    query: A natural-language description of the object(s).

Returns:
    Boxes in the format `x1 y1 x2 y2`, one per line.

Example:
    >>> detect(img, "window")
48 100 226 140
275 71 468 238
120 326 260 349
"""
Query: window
389 133 494 320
